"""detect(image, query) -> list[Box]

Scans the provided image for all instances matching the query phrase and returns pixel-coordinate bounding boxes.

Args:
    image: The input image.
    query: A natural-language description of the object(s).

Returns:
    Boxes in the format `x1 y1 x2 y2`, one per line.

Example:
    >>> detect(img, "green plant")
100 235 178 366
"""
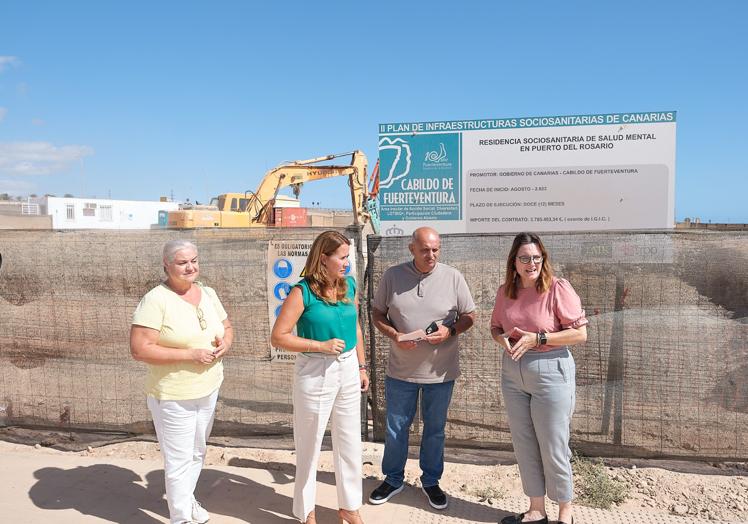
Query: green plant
572 452 629 509
471 484 507 504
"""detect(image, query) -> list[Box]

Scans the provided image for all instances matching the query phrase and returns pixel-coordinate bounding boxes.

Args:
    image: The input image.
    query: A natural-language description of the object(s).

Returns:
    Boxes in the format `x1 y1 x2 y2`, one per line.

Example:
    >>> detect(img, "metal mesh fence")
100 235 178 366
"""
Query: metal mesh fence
1 228 746 459
0 227 364 438
366 231 748 459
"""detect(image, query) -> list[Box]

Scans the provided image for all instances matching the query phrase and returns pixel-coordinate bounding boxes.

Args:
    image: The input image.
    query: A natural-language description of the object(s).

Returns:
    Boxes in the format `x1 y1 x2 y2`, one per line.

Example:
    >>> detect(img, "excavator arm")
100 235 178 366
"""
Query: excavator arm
166 150 377 231
246 150 370 227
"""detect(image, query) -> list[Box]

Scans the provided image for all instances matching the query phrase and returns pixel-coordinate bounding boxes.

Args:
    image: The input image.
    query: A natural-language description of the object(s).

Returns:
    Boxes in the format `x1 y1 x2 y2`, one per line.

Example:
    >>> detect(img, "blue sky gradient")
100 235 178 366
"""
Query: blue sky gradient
1 1 746 222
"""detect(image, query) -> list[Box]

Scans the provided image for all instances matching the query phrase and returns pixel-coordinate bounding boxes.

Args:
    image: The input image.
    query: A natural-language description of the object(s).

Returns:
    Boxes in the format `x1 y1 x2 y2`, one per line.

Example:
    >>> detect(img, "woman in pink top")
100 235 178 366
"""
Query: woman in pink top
491 232 587 524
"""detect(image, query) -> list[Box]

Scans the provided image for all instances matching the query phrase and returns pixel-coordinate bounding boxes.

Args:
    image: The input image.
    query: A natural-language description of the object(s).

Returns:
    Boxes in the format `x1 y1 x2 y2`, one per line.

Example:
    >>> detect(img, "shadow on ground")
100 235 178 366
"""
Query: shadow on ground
28 460 514 523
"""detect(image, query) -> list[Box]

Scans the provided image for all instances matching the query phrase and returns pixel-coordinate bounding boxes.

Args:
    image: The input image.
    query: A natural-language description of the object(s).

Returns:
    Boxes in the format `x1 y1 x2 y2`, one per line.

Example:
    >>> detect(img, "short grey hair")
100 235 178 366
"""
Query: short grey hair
163 239 197 263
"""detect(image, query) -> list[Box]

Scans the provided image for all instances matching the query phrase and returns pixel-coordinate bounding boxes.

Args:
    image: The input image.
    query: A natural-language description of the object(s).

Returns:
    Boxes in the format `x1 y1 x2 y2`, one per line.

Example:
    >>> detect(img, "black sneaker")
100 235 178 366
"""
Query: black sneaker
368 481 404 505
422 484 448 510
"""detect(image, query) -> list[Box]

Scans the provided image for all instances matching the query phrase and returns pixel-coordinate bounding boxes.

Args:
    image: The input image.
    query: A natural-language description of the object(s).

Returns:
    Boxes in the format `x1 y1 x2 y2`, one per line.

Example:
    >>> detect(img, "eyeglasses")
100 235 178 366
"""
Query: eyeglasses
517 255 543 264
196 306 207 330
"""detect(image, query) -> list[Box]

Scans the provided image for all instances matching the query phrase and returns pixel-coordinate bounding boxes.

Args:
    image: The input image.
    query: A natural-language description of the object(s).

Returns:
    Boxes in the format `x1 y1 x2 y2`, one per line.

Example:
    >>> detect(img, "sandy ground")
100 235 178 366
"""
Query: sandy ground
2 429 746 523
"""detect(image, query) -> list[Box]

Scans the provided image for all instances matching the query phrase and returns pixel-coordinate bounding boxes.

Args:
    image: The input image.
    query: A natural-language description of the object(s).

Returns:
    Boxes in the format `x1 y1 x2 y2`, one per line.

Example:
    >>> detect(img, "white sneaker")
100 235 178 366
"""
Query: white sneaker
192 499 210 523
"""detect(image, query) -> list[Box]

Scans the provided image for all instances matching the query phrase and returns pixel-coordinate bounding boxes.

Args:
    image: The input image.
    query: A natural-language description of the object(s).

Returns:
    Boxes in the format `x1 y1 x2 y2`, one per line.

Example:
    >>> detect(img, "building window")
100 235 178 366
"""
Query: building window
66 204 75 220
99 205 113 222
83 202 97 216
21 203 40 215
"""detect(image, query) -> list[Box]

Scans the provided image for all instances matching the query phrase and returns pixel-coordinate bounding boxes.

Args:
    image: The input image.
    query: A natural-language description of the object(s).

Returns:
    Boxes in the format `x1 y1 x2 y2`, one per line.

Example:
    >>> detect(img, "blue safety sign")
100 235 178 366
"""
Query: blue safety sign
273 258 293 279
273 282 292 300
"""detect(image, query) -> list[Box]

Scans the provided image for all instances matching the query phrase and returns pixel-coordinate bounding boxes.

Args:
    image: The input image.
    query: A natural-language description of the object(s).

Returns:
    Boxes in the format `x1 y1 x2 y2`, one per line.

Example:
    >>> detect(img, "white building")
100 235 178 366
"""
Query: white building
44 197 179 230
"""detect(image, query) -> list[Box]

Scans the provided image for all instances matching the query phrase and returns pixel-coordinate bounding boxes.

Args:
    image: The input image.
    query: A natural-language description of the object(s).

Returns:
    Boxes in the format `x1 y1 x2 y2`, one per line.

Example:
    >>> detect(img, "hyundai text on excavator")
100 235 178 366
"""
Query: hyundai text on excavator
166 150 378 232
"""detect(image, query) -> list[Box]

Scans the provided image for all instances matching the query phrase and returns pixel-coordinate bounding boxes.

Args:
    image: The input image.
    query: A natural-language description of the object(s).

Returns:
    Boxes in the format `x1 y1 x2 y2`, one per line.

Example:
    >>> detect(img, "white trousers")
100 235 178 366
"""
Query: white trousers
293 351 362 521
148 389 218 524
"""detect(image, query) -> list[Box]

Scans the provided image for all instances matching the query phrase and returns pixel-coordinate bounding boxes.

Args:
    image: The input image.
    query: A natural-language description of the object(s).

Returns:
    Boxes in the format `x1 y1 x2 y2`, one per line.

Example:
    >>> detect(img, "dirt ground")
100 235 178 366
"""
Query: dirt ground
3 427 746 523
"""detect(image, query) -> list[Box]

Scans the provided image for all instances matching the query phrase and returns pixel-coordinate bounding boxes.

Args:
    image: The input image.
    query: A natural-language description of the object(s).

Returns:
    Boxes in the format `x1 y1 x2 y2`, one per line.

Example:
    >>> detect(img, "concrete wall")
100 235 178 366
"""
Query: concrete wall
0 215 52 229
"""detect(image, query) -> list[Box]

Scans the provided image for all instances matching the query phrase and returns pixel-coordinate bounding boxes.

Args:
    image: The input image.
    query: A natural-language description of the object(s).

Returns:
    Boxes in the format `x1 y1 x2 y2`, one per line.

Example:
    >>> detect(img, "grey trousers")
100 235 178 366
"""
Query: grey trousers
501 347 575 503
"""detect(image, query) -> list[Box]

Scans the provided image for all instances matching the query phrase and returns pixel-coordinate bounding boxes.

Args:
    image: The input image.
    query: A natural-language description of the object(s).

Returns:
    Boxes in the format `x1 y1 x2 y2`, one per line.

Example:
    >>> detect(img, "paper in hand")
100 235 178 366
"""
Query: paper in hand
397 329 427 342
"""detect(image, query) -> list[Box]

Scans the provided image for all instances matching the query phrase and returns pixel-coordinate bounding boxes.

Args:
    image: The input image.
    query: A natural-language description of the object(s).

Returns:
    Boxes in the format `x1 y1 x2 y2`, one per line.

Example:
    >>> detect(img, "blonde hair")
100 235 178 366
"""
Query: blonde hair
303 230 351 302
503 232 554 299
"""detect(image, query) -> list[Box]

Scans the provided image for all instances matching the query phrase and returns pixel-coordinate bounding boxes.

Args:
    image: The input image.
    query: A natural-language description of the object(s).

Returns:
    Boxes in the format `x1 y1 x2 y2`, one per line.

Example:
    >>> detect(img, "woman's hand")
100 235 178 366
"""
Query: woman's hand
212 335 229 359
493 333 512 353
507 327 538 361
359 369 370 392
318 338 345 356
191 348 217 365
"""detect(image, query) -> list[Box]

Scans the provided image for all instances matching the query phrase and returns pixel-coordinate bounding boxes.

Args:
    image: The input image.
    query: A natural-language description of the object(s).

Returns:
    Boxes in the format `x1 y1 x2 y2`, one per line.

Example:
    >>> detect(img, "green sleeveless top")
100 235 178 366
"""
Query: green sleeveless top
295 276 358 353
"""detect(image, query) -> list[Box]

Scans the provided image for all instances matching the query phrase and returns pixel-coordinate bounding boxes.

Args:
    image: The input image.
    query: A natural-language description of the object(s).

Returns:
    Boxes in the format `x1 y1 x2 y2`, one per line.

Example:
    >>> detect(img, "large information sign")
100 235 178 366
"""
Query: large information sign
378 111 676 234
266 238 356 363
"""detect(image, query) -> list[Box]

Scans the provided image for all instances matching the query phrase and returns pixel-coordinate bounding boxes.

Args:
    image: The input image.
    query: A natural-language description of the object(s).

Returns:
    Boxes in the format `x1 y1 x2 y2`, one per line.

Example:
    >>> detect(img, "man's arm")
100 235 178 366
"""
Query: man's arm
452 310 475 336
372 306 417 350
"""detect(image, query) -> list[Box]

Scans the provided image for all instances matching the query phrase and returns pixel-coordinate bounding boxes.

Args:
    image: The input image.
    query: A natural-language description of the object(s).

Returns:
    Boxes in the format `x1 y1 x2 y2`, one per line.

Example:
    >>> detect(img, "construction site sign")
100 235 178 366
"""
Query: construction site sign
378 111 676 235
266 238 357 362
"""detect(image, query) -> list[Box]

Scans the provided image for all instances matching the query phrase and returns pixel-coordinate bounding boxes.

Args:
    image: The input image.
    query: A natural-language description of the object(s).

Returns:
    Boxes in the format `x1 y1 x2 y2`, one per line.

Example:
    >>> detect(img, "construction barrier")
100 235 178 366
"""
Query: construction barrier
1 228 746 459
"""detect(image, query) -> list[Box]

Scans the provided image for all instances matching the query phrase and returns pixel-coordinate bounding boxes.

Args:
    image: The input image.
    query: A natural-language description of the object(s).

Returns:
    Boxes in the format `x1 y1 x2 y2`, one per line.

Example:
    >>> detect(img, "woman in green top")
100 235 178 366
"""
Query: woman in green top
271 230 369 524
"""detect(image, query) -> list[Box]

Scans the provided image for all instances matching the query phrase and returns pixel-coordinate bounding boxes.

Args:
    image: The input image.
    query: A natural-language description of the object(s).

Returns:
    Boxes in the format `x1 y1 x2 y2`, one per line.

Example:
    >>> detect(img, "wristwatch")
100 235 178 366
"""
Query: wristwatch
449 326 457 337
538 332 548 345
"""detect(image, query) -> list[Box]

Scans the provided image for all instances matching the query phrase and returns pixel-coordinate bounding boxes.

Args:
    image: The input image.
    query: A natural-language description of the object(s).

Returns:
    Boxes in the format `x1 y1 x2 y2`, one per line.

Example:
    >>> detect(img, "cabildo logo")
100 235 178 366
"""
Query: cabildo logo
422 140 454 171
424 143 448 163
378 137 412 189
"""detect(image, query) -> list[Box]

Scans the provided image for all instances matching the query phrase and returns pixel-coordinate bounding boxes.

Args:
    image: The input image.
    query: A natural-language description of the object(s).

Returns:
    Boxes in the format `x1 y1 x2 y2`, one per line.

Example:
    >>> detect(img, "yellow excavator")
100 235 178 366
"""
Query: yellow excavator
166 150 377 231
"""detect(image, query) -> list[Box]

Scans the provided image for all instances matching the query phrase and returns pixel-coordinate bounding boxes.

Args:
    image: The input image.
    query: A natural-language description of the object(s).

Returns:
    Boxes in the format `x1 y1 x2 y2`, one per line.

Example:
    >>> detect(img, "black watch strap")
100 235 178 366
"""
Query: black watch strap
449 325 457 337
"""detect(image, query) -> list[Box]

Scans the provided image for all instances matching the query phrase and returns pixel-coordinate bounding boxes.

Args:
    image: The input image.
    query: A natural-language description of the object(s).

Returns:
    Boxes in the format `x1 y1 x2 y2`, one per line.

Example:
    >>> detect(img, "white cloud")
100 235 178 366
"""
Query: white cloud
0 142 94 175
0 56 20 73
0 107 7 122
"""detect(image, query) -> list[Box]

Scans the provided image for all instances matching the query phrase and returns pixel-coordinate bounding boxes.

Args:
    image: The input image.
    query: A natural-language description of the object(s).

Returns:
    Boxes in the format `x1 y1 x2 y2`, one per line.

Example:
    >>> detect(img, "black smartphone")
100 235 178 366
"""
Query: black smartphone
425 321 439 335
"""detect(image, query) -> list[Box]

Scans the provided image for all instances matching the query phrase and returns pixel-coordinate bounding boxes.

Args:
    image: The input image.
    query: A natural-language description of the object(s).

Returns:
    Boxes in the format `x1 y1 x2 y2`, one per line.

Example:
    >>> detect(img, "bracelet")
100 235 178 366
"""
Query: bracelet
358 364 368 370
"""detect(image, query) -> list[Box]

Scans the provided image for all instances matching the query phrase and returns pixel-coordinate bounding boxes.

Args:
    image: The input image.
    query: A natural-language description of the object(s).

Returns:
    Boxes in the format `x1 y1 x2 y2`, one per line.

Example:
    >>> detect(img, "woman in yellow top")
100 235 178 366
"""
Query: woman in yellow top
130 239 232 524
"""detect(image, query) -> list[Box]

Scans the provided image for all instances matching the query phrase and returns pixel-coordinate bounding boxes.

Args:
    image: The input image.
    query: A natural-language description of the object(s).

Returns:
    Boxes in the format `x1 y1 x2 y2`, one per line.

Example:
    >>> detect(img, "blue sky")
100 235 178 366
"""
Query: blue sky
1 1 746 222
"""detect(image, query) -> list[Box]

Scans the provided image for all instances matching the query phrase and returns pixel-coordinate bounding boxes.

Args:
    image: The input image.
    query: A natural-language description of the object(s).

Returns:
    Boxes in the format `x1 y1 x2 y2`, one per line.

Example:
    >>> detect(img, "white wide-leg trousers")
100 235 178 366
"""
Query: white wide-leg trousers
148 389 218 524
292 351 362 521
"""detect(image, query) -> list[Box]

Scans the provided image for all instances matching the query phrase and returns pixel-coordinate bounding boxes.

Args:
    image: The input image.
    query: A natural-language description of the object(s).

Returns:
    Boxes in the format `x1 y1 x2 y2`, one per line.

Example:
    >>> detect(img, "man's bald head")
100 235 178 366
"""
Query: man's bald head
409 227 441 273
411 226 440 244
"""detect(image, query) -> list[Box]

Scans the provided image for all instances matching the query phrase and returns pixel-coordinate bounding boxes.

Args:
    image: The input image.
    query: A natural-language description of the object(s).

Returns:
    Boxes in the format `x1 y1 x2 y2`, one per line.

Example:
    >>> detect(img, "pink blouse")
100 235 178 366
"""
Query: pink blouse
490 277 588 351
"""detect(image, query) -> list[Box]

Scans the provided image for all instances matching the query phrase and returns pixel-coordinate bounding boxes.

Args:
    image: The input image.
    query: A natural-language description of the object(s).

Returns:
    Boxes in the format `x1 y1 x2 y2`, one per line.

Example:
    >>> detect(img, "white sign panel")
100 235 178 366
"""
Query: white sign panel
266 238 356 363
378 112 676 235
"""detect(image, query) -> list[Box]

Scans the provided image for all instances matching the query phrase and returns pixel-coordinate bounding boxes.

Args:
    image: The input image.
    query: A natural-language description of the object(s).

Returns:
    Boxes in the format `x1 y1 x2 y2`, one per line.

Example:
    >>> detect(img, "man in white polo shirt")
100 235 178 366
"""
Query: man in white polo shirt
369 226 475 510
